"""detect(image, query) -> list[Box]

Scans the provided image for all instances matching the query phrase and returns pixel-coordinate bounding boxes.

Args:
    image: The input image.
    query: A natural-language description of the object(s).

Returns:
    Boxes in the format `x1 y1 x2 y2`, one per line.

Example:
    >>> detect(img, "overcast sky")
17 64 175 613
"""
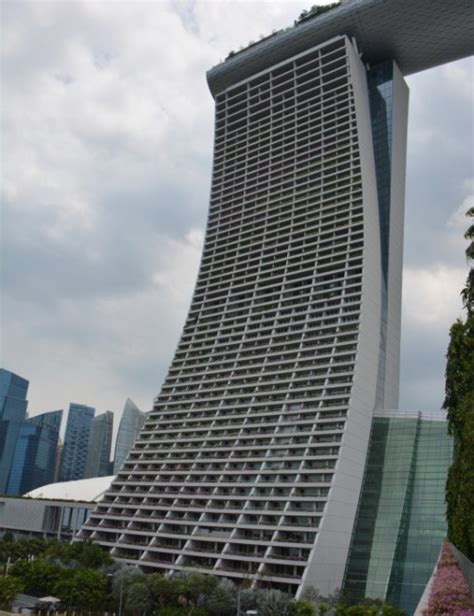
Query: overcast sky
1 1 473 437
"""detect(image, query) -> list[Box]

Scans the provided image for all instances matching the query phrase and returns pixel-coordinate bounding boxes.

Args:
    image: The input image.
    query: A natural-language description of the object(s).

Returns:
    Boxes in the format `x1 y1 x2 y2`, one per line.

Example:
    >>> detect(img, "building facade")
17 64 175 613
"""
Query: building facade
80 33 408 594
113 399 147 474
59 403 95 482
84 411 114 478
343 410 453 615
0 369 29 493
6 410 63 496
78 0 472 599
0 476 113 542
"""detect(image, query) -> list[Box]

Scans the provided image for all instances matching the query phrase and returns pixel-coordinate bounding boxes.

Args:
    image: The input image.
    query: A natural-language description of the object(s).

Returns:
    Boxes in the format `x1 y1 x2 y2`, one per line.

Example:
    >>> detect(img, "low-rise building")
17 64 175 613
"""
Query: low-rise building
0 475 114 541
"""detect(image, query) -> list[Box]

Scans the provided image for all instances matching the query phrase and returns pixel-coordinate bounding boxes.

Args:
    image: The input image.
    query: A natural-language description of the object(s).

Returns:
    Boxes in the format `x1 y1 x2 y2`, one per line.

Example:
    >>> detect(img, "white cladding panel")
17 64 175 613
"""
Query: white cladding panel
300 39 383 595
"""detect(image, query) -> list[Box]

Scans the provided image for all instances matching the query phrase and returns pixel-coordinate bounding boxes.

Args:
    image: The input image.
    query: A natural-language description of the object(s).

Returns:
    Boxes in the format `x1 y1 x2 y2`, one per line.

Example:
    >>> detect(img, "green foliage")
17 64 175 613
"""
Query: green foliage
0 536 408 615
4 539 111 611
157 609 206 616
295 3 341 25
444 320 473 436
256 588 292 615
446 392 474 557
289 598 316 615
111 570 144 610
239 587 258 612
334 601 405 616
380 607 406 616
147 573 182 608
0 535 49 565
54 568 108 611
206 583 235 616
125 580 153 615
462 206 474 308
44 538 113 568
10 558 70 596
0 575 23 610
177 570 218 606
294 589 405 616
444 207 474 561
300 585 320 604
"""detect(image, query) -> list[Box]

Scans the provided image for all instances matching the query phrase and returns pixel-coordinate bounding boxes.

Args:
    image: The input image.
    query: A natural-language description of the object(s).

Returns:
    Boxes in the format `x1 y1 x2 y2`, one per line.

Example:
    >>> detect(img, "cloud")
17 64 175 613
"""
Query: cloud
2 228 203 443
1 1 472 439
402 265 467 327
404 59 473 267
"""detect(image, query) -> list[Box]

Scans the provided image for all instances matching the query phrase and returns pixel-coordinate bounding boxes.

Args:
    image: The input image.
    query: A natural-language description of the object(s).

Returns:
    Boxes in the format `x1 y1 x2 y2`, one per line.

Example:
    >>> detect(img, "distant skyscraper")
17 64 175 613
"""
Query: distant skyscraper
53 439 63 483
84 411 114 478
59 404 95 481
6 410 63 495
113 399 147 473
0 369 29 493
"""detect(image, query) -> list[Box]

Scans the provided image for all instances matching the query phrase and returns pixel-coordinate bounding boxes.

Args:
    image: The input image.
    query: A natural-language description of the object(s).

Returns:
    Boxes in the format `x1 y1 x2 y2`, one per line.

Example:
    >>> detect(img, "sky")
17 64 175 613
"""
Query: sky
1 0 473 438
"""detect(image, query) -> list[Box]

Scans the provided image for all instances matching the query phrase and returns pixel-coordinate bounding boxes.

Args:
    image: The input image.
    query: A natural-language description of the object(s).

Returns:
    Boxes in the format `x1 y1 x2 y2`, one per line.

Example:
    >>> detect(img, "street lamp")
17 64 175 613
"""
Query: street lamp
106 572 124 616
118 573 124 616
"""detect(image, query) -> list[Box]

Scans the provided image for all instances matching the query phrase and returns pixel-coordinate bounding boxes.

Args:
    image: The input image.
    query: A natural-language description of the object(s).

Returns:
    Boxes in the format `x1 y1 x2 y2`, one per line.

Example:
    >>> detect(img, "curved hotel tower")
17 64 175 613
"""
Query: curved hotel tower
78 0 473 598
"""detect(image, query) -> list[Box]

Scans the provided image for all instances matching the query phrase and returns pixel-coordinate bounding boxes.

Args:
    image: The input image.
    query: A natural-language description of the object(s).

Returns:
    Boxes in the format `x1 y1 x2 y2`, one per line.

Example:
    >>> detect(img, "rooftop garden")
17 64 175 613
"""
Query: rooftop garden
225 2 342 61
296 3 342 25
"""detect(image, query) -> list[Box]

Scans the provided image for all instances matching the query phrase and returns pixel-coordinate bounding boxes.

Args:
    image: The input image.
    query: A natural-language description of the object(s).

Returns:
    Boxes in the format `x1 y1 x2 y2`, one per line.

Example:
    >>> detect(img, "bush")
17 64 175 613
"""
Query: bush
255 588 292 615
423 543 474 616
289 599 316 615
0 576 23 610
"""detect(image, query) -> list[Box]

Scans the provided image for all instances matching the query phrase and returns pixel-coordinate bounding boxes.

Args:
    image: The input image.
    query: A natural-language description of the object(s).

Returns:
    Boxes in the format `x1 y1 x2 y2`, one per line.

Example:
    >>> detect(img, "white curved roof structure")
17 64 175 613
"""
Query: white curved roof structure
25 475 115 502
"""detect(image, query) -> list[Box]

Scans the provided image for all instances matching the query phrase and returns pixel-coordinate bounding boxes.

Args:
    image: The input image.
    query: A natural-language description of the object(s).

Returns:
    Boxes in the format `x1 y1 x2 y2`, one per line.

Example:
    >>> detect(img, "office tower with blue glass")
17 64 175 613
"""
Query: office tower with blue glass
0 369 29 493
78 0 473 607
6 409 63 496
84 411 114 478
113 399 147 474
59 403 95 481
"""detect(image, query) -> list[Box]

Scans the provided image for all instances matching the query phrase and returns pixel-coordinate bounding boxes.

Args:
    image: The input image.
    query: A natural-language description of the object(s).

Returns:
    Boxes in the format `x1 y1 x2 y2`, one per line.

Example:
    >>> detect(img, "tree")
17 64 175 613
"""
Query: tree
238 587 258 613
111 570 145 612
54 569 108 611
333 602 405 616
45 539 113 569
255 588 292 616
174 571 218 608
444 206 474 560
206 579 236 616
300 585 320 605
0 576 23 610
147 573 182 609
289 599 316 615
125 580 152 615
9 559 70 596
